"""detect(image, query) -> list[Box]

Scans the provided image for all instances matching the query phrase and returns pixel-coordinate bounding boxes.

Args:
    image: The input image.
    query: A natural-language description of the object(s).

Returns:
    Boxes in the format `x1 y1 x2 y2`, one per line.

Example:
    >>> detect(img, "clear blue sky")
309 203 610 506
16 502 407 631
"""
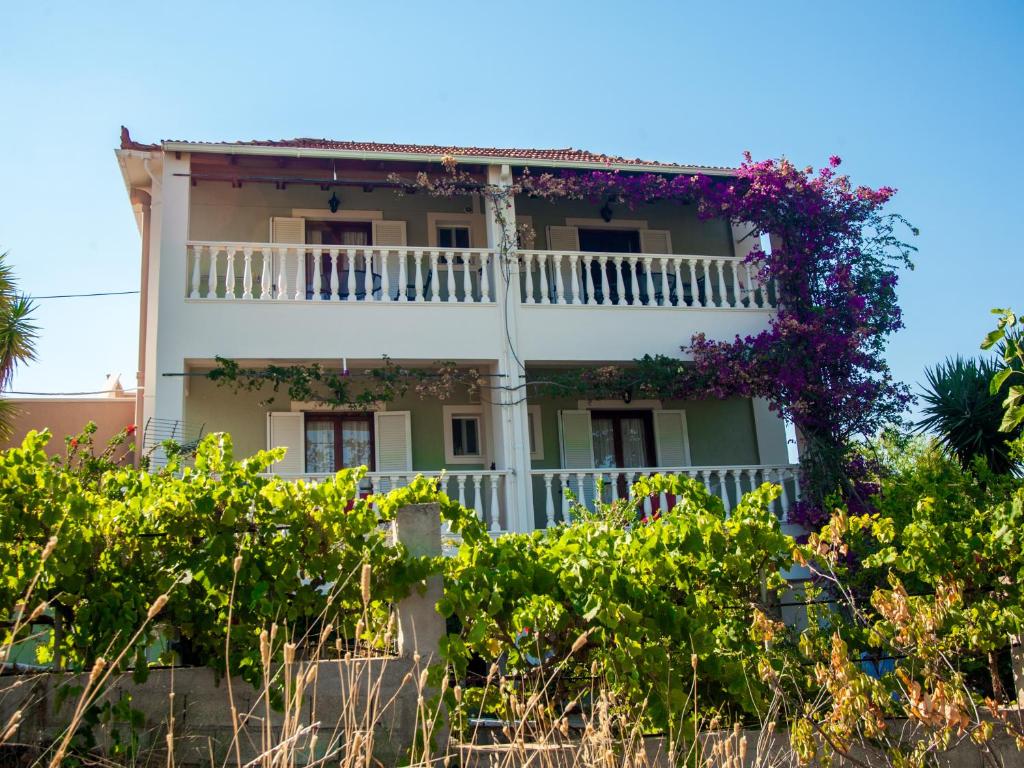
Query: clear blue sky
2 1 1022 408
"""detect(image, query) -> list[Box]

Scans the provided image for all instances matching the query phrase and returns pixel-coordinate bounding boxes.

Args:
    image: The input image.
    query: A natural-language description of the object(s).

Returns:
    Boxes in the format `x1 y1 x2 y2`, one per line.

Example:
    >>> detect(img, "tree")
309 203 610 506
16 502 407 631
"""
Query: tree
0 252 37 437
917 355 1022 475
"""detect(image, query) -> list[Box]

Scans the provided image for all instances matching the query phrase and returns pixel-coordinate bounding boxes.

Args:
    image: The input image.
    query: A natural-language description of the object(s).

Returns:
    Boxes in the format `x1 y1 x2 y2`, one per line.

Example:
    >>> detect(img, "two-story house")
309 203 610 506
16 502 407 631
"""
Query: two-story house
116 130 799 535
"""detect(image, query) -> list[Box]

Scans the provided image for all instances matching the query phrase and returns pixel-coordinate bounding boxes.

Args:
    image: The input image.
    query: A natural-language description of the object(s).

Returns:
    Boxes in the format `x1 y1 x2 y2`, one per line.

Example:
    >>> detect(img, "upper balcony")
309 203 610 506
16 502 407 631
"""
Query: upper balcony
162 149 779 362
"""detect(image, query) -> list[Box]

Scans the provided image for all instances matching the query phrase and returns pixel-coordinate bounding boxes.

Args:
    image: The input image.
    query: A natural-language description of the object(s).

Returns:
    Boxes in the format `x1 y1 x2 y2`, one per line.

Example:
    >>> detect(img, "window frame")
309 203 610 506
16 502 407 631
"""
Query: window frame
527 405 544 461
304 412 376 472
443 404 487 464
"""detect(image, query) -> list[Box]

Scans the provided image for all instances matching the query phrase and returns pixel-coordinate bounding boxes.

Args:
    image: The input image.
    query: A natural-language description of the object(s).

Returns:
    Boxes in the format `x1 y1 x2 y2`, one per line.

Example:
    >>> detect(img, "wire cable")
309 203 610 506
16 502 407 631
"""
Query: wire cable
5 388 139 396
29 290 139 300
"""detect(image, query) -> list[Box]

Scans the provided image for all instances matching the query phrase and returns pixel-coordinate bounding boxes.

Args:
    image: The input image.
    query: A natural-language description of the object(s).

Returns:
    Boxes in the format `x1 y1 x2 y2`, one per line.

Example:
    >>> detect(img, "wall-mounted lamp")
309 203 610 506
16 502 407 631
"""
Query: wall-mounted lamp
328 192 341 213
599 200 614 223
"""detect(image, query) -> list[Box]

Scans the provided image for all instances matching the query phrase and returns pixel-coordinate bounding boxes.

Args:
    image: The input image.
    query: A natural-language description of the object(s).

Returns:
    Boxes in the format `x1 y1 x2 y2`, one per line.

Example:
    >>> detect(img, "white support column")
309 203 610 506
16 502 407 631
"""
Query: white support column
146 152 192 463
485 164 534 533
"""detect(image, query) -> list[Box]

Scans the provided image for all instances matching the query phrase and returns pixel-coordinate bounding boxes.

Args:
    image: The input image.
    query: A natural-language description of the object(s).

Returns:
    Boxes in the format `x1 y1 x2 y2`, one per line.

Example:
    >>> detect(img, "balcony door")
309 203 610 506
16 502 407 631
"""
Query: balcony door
305 221 373 300
590 410 655 469
304 413 375 473
578 228 642 305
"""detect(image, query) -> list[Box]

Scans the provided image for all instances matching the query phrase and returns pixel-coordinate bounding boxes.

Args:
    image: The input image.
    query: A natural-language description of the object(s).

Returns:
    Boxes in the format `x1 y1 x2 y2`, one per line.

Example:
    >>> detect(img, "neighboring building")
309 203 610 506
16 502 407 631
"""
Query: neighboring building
0 374 136 456
115 129 798 534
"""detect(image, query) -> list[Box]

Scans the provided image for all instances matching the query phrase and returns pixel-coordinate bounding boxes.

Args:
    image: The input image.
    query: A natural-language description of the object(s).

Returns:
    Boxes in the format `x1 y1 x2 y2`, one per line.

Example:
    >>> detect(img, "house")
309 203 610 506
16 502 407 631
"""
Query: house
115 130 799 534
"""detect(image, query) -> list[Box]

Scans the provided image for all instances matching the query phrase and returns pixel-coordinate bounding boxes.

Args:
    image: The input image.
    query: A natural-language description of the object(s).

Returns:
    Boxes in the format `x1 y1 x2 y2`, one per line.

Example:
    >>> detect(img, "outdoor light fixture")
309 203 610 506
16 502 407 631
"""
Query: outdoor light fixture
599 200 614 223
328 192 341 213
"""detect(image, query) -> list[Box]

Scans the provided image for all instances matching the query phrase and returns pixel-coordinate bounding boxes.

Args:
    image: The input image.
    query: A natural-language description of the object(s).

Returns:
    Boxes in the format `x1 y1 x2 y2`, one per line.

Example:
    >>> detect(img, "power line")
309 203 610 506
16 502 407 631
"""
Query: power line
5 388 139 396
29 290 139 300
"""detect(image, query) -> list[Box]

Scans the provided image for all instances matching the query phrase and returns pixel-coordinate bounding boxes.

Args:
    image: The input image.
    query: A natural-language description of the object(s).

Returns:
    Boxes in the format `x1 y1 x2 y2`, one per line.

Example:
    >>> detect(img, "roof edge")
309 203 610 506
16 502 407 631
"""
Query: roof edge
160 140 737 176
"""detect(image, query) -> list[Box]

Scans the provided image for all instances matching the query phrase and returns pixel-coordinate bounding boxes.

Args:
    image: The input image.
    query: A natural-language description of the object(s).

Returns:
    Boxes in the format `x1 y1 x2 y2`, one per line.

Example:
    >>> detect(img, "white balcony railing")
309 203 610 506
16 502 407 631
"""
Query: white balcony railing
518 250 775 309
187 242 498 304
530 464 799 527
185 242 775 310
276 469 509 533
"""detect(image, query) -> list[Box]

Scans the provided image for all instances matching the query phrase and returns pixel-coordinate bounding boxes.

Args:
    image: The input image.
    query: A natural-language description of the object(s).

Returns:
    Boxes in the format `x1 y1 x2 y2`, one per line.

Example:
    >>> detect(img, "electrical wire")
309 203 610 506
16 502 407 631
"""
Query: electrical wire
5 388 139 396
30 290 139 299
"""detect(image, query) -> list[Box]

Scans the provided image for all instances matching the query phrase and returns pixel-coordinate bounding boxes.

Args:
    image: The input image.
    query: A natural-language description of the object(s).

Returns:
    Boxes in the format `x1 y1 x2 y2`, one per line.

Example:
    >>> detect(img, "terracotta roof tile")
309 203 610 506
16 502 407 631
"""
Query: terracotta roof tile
119 128 732 172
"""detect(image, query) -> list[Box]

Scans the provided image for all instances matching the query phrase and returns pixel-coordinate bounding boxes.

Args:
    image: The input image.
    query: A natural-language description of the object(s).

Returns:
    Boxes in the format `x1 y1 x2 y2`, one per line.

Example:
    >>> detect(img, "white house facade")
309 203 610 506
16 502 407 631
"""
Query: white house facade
116 131 798 535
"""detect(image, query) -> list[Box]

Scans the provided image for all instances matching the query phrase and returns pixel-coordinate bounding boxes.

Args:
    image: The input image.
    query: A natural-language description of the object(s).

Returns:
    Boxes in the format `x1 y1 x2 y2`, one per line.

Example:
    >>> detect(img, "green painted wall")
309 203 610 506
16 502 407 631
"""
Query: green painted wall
188 182 734 256
188 184 477 245
514 196 734 256
184 374 484 471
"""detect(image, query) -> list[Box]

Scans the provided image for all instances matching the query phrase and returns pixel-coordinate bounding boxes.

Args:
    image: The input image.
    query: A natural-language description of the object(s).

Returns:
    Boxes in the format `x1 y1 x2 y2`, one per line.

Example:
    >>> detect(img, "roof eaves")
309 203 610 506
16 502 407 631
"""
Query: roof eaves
160 141 737 176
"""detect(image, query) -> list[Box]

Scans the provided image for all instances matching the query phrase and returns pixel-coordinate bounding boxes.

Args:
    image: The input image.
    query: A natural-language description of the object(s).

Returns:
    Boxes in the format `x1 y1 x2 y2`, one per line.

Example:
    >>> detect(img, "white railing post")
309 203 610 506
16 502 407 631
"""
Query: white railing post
381 249 392 302
397 249 408 302
687 259 699 307
242 248 253 299
311 248 322 301
471 475 484 523
276 247 288 300
294 247 306 300
537 253 550 305
543 473 555 527
429 251 441 303
598 255 611 306
188 245 201 298
522 253 535 304
329 249 340 300
644 257 656 306
444 251 457 303
570 253 582 305
206 245 219 298
480 251 492 303
413 250 425 302
489 474 501 532
553 253 566 305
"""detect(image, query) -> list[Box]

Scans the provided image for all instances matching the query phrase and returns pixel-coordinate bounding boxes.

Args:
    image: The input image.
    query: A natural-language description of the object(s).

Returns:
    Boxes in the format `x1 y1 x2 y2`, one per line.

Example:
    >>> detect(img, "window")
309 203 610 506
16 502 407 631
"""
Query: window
437 225 471 249
304 413 374 473
304 221 373 300
451 416 481 457
437 225 471 268
443 405 486 464
527 405 544 460
589 410 655 469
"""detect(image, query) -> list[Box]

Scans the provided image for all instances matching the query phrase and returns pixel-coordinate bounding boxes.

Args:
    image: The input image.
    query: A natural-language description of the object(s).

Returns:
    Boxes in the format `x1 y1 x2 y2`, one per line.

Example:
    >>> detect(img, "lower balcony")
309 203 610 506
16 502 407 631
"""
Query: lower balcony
175 361 798 534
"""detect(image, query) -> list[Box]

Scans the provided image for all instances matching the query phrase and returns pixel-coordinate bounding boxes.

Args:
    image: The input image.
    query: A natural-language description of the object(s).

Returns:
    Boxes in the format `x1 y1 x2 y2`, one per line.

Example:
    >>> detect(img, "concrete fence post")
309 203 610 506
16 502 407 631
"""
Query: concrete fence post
392 502 446 663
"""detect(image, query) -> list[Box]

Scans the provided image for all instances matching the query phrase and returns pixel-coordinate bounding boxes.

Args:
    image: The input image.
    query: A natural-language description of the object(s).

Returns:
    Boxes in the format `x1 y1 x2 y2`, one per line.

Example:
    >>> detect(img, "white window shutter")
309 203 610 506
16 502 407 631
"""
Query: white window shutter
269 217 306 298
372 221 407 299
558 410 594 468
731 222 758 259
639 229 673 255
371 220 407 246
546 225 580 252
653 410 691 468
374 411 412 472
266 411 305 476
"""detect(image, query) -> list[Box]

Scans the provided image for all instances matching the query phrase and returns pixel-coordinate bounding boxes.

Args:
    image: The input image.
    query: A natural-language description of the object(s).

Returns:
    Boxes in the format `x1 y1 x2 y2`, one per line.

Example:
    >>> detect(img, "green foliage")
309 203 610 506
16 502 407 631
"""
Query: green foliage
0 431 450 691
982 307 1024 433
0 251 38 438
440 474 796 732
917 355 1022 474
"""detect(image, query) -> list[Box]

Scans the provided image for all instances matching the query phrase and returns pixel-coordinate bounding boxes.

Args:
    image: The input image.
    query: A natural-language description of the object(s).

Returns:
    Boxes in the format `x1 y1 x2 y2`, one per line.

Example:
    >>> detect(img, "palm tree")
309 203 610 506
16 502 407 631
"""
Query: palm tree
917 355 1022 475
0 252 37 438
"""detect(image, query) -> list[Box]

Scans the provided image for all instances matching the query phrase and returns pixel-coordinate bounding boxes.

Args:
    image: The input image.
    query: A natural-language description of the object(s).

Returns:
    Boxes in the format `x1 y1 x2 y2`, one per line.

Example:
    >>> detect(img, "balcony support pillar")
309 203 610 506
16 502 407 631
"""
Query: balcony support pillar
485 165 534 533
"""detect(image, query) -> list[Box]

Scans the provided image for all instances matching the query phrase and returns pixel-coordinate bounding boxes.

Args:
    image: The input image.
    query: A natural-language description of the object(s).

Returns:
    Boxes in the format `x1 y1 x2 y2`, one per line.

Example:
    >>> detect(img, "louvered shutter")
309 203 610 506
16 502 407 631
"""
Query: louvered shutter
371 221 408 299
374 411 412 491
270 217 306 299
546 225 580 252
558 410 594 468
653 410 690 468
639 229 673 255
266 411 305 476
558 410 596 511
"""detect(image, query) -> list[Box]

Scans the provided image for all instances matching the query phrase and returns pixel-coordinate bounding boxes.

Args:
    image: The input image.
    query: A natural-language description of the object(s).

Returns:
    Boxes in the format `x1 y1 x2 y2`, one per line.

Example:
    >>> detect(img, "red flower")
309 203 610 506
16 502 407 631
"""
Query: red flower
125 424 137 435
70 438 78 448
